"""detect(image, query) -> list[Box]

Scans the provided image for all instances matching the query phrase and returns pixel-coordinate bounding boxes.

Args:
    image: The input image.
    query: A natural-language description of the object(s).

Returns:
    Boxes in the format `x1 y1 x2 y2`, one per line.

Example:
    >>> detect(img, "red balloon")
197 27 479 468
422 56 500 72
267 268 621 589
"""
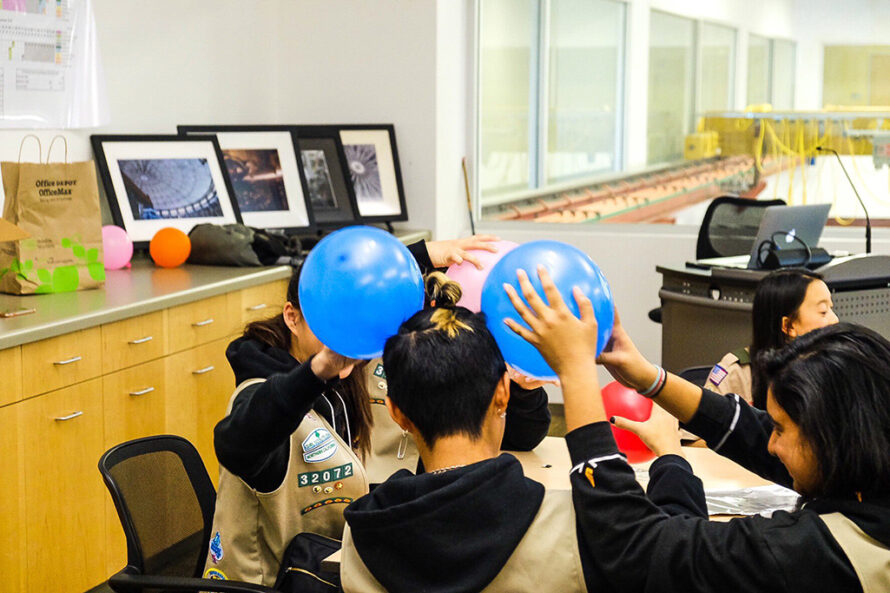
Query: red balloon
601 380 655 464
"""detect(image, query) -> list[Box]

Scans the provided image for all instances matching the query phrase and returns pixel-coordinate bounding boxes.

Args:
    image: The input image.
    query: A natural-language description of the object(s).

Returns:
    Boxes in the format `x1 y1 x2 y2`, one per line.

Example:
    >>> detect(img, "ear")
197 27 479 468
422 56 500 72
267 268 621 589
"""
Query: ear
782 315 797 339
492 371 511 414
385 396 416 434
283 302 302 335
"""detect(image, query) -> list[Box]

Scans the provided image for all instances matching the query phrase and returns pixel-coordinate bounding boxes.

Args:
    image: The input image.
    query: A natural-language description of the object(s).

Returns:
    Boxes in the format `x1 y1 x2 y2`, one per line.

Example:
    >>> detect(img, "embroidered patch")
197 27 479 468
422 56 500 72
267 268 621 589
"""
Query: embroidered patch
209 531 223 564
708 364 729 386
373 363 386 379
302 428 338 463
298 462 354 487
204 568 227 580
369 397 386 406
301 497 354 515
584 466 596 488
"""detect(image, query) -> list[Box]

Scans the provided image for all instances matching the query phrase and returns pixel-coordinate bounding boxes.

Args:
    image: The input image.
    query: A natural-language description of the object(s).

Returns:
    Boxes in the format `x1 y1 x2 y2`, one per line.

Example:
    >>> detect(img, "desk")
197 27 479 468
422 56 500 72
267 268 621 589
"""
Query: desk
658 254 890 372
322 437 772 570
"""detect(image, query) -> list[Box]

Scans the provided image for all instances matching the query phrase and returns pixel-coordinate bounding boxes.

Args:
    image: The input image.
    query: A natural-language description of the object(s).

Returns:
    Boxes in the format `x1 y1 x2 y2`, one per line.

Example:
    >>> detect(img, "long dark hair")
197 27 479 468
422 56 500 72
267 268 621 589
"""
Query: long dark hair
383 273 507 447
750 269 822 409
243 264 373 457
761 323 890 499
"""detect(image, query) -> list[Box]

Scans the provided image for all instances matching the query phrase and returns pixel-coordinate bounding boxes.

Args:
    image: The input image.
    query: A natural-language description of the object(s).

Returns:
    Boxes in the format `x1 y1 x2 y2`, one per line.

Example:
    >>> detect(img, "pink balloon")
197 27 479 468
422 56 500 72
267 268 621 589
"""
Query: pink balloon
102 225 133 270
446 240 519 312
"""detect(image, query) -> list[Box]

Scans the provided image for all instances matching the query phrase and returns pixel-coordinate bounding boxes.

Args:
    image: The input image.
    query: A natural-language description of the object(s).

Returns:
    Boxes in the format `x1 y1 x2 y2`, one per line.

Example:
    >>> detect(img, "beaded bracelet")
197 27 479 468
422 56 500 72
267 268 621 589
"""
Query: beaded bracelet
638 365 666 399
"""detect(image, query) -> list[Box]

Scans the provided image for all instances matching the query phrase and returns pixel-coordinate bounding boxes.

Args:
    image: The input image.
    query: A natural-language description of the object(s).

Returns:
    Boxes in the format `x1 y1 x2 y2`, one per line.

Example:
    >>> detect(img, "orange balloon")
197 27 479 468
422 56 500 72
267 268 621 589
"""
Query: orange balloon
149 227 191 268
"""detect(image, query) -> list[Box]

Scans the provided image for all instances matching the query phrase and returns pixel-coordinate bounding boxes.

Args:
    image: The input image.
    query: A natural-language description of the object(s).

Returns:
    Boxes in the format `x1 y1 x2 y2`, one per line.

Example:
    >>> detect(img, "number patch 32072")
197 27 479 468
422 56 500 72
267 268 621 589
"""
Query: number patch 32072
297 463 353 488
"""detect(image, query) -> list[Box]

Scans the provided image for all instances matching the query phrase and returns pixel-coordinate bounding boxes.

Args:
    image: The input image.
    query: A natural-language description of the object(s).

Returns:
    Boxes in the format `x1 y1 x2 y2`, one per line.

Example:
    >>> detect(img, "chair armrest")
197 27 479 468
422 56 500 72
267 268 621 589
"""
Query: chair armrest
109 569 276 593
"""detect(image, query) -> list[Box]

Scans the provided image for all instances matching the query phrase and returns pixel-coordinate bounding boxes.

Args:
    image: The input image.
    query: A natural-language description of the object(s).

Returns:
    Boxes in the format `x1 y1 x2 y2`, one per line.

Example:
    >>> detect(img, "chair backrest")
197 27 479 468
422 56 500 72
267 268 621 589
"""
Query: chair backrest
696 196 786 259
678 365 714 388
99 435 216 581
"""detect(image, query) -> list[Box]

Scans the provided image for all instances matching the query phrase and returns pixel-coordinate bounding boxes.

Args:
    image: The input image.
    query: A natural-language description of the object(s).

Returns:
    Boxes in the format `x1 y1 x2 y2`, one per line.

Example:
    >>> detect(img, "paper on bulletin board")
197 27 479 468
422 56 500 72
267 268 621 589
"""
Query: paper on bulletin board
0 0 108 128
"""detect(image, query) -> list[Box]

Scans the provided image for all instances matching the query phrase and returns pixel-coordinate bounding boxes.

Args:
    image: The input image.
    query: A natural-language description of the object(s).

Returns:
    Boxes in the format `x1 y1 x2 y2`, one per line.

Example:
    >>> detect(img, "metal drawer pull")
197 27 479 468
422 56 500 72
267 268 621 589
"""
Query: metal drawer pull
129 387 155 396
192 365 215 375
128 336 153 345
54 411 83 421
247 303 268 311
192 318 215 327
53 355 82 366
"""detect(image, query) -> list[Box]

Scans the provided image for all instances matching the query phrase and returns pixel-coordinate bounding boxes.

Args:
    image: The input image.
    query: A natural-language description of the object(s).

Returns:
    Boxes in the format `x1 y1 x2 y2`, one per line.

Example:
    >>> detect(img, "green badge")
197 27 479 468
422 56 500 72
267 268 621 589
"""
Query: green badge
373 364 386 379
298 462 353 488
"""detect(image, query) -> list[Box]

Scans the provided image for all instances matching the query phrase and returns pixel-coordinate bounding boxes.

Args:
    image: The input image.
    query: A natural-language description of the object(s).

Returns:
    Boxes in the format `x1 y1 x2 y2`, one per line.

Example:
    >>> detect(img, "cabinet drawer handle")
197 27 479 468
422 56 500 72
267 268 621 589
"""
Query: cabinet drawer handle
247 303 268 311
192 365 215 375
53 355 82 366
128 336 153 345
54 411 83 421
129 387 155 396
192 318 215 327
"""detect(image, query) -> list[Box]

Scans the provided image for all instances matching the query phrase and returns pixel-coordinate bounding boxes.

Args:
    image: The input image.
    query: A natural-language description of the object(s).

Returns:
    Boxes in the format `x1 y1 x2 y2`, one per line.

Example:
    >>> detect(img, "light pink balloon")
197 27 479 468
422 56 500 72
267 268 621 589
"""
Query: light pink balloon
102 225 133 270
446 240 519 312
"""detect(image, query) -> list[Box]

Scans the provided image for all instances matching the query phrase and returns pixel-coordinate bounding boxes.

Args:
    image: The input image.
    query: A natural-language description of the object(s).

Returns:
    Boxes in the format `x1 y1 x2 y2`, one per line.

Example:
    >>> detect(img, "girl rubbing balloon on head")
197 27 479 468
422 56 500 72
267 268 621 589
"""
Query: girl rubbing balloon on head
505 266 890 593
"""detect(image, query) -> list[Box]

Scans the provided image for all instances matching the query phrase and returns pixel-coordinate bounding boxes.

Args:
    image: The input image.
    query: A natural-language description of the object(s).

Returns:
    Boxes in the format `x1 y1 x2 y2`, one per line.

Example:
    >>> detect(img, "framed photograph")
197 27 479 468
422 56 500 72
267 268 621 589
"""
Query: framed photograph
177 125 314 233
91 135 241 247
292 126 358 227
337 124 408 223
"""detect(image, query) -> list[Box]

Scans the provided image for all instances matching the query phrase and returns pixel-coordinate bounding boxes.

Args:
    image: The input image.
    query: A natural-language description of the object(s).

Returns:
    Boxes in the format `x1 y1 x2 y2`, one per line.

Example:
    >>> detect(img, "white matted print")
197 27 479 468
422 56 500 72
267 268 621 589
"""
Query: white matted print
98 139 239 243
340 129 402 218
213 131 311 230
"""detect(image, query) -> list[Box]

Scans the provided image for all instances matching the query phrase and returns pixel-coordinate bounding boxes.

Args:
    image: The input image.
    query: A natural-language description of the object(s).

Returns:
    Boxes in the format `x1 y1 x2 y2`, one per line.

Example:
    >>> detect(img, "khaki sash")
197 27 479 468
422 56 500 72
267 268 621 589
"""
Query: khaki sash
820 512 890 593
203 379 368 586
340 489 587 593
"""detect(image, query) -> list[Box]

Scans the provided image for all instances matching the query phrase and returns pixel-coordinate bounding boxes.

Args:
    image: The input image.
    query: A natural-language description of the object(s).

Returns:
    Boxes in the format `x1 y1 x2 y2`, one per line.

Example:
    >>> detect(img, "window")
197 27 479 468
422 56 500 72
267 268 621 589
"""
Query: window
647 10 696 165
747 34 771 106
478 0 626 204
699 23 736 112
770 39 795 110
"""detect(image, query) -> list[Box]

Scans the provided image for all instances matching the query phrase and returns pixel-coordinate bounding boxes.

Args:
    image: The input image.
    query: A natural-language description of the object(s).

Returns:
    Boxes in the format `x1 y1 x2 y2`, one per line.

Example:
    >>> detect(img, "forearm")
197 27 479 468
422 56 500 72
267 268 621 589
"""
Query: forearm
406 240 435 273
561 368 606 432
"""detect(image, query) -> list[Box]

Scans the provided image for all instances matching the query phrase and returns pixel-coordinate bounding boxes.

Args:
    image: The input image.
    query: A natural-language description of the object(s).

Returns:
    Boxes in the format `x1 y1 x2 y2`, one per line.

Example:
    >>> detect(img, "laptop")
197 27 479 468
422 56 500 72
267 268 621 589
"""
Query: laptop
691 204 832 270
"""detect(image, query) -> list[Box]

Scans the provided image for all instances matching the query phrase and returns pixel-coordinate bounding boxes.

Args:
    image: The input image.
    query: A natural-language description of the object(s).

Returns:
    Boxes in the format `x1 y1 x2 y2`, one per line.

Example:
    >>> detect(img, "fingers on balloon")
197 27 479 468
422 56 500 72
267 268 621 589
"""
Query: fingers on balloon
504 317 534 342
574 287 595 321
516 269 547 314
503 283 539 331
535 265 567 311
462 251 484 270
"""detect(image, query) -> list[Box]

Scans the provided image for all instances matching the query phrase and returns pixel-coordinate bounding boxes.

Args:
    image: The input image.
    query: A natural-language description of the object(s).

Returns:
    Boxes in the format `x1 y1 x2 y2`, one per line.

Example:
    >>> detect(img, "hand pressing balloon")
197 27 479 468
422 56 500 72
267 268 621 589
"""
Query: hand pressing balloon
426 234 500 269
601 381 655 463
610 403 684 459
506 364 558 390
447 240 518 312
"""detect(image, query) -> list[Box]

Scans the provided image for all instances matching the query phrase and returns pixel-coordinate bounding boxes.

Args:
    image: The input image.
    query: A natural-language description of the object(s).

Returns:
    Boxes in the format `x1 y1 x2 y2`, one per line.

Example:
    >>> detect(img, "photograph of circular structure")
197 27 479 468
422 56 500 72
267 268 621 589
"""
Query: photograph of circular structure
119 158 223 220
344 143 383 202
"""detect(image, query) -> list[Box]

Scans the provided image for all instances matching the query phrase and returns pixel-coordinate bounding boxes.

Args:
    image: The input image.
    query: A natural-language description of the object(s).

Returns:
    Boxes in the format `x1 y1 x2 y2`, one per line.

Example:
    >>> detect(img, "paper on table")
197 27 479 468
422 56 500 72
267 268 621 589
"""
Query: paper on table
705 484 799 517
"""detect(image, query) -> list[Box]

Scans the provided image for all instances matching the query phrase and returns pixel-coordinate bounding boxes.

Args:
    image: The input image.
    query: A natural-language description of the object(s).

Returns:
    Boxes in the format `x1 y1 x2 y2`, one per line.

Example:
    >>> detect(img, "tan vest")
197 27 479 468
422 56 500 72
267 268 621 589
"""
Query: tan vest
705 349 753 404
202 378 369 586
339 489 587 593
361 360 420 484
821 512 890 593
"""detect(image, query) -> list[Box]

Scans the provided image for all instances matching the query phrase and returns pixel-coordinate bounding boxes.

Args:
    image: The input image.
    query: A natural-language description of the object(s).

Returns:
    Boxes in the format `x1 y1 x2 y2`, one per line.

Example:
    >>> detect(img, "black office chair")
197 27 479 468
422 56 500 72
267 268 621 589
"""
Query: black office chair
648 196 786 323
677 365 714 388
99 435 274 593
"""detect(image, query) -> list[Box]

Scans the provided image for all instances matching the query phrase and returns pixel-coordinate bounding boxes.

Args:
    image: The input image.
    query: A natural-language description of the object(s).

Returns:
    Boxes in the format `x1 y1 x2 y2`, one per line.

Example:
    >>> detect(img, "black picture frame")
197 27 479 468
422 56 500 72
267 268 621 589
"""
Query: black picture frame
291 126 359 227
335 124 409 223
90 134 242 248
177 125 315 234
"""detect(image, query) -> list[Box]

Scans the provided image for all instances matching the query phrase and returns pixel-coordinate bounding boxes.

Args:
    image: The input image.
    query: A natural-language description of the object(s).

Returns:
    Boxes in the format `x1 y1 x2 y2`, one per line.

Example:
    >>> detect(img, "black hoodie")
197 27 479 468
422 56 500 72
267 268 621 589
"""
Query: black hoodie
344 452 708 592
214 335 553 492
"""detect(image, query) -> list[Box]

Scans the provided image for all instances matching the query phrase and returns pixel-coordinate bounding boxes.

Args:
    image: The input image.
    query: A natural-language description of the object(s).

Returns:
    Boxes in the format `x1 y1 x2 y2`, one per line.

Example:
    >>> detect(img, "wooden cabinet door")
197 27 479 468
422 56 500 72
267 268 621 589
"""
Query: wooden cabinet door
165 337 234 484
0 346 22 407
20 379 106 593
166 294 231 353
101 310 167 373
102 358 168 575
239 279 288 326
0 403 25 593
21 327 102 397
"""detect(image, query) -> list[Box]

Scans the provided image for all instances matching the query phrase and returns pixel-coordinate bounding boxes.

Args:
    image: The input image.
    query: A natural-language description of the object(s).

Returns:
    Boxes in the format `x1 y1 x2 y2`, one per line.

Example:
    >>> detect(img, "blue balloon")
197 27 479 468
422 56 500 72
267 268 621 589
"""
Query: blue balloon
299 226 424 359
481 240 614 380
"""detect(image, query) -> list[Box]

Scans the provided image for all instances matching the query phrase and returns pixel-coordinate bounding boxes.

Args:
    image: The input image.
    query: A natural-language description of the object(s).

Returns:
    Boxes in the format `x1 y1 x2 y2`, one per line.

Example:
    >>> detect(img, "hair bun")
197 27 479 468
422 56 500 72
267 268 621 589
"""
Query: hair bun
425 271 462 308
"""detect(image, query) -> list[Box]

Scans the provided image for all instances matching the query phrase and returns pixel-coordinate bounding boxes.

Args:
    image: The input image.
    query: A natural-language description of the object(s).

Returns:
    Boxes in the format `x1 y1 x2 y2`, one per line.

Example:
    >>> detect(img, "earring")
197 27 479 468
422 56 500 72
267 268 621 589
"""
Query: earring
497 409 507 419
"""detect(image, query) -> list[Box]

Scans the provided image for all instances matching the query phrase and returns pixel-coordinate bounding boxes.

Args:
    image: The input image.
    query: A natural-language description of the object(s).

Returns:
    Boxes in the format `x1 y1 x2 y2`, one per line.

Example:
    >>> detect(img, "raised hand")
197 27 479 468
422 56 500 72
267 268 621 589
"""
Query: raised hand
426 234 500 270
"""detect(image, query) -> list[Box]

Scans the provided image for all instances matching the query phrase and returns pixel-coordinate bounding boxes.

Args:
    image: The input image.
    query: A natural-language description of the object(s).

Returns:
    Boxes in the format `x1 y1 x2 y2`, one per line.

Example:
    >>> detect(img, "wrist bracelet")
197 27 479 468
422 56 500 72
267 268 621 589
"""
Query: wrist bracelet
649 372 668 399
638 365 665 398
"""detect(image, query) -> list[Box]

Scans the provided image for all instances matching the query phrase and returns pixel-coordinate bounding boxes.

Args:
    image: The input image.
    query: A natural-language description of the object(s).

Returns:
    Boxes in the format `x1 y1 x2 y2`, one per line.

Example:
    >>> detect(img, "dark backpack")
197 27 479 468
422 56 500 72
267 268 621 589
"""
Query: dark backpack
274 532 342 593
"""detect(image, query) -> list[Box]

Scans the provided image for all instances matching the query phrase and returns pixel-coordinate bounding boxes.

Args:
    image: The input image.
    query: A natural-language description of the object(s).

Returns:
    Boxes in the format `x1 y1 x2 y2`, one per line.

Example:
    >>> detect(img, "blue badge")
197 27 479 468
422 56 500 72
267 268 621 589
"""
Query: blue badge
209 531 223 564
204 568 227 580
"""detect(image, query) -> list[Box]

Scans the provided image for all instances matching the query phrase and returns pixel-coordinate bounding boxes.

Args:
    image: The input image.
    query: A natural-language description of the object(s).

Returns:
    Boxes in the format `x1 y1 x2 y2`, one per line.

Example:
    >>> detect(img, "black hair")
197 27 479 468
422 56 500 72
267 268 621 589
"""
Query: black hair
761 322 890 499
383 275 507 447
242 263 373 456
750 268 823 408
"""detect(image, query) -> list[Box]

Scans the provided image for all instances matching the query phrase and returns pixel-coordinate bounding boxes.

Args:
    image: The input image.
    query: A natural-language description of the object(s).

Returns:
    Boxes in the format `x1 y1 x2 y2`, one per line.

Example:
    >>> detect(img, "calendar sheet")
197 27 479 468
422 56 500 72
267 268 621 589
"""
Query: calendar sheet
0 0 108 128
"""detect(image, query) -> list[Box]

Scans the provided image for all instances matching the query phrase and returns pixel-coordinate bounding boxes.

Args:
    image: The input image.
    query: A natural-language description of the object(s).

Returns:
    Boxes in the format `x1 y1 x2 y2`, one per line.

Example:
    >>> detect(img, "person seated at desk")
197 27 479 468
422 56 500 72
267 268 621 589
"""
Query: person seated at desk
340 276 706 593
706 268 838 408
503 268 890 592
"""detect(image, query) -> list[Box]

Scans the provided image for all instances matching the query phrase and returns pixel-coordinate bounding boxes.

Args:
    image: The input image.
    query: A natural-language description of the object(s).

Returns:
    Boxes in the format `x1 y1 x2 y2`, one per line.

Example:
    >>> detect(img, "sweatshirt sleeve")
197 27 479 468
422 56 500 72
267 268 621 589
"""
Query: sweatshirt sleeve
213 358 328 492
406 240 435 274
682 389 793 488
646 455 708 518
500 382 551 451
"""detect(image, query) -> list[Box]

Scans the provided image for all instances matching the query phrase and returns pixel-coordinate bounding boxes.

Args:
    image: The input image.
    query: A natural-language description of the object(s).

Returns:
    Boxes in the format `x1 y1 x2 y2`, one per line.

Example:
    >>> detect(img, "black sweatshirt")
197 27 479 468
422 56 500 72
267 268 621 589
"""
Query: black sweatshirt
564 390 890 593
344 451 707 593
214 336 552 492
